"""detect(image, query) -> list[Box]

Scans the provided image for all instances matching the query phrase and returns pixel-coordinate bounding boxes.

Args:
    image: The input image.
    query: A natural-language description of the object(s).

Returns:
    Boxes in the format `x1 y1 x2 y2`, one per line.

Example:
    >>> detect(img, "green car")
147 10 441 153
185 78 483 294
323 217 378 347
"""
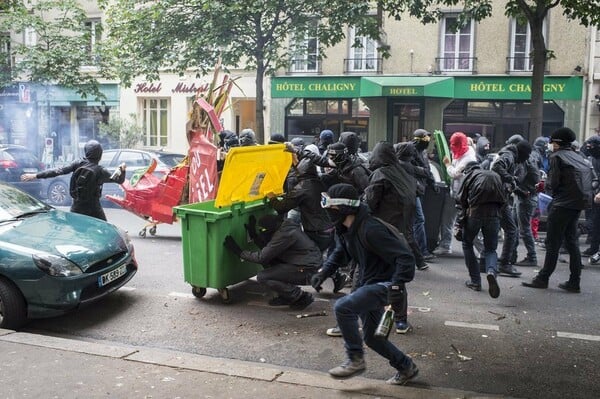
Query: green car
0 183 137 330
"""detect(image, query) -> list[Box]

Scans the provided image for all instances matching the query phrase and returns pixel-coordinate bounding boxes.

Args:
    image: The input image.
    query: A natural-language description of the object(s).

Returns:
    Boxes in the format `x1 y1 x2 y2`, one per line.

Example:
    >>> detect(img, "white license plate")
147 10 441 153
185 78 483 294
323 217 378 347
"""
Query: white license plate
98 264 127 287
23 168 38 173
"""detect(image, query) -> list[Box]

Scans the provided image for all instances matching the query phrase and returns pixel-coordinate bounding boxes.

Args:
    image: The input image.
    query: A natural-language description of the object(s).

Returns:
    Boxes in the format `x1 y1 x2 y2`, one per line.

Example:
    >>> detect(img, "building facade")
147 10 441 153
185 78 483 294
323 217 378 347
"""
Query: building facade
269 2 591 151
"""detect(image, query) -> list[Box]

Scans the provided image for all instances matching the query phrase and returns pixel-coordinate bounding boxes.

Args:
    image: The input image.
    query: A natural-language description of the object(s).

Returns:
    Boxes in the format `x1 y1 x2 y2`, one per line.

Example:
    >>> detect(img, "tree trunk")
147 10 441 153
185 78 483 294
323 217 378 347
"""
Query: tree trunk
255 63 266 144
529 14 547 139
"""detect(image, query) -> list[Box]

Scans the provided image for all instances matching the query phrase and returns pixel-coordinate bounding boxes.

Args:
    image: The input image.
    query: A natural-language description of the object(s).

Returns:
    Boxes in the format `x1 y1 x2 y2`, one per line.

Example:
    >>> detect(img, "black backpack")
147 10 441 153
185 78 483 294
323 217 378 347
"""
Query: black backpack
70 164 100 202
572 156 595 209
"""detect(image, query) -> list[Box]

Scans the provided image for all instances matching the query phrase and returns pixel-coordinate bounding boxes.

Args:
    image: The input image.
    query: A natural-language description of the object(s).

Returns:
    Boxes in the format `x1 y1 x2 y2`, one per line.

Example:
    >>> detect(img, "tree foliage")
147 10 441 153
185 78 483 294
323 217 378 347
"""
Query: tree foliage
97 113 144 149
101 0 381 141
0 0 107 99
379 0 599 137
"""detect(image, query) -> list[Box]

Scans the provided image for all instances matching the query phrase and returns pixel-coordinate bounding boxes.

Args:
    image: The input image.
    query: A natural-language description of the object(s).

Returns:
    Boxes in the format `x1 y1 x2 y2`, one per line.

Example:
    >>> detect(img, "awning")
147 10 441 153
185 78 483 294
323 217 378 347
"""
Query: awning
360 76 454 98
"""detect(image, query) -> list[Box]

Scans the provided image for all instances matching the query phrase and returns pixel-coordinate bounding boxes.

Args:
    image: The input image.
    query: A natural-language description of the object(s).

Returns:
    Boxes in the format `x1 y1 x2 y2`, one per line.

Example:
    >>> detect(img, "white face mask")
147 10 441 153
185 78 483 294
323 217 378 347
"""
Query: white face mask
548 142 555 152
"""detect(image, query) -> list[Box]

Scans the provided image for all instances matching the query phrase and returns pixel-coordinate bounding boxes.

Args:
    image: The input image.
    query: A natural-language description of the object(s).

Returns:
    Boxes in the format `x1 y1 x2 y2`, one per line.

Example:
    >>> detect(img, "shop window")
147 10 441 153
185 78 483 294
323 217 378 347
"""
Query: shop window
142 98 169 147
467 102 501 118
306 100 327 115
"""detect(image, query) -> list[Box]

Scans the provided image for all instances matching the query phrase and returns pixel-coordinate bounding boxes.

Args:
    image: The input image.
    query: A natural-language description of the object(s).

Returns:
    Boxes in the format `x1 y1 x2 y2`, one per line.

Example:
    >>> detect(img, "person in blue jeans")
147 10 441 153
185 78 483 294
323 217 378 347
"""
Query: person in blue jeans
457 162 506 298
310 183 418 385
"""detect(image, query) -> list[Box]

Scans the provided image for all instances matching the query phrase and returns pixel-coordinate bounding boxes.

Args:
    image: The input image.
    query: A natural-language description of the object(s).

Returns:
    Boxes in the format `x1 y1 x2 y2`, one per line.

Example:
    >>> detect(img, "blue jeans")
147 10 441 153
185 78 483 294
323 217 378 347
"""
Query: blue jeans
462 215 500 285
413 197 429 255
334 283 413 372
516 195 538 260
439 198 457 249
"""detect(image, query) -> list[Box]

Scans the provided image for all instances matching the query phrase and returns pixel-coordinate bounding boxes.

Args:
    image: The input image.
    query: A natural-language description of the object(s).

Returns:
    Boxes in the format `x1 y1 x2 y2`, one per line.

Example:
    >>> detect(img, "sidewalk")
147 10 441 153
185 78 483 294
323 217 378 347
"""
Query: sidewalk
0 329 513 399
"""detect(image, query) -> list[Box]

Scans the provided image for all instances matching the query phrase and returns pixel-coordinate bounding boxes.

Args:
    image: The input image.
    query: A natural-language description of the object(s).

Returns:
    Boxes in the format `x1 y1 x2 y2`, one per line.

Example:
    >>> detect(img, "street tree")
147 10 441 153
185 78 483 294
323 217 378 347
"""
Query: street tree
102 0 381 142
0 0 107 99
379 0 600 138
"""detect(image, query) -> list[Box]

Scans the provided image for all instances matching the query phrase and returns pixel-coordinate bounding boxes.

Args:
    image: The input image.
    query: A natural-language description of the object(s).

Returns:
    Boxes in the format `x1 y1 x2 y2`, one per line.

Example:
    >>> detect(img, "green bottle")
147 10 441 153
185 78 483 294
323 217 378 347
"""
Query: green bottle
374 307 395 339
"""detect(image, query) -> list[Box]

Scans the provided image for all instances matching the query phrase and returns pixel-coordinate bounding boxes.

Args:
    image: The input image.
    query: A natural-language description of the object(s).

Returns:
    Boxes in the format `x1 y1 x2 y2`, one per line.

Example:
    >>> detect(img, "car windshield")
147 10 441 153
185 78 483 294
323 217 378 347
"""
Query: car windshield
0 184 49 222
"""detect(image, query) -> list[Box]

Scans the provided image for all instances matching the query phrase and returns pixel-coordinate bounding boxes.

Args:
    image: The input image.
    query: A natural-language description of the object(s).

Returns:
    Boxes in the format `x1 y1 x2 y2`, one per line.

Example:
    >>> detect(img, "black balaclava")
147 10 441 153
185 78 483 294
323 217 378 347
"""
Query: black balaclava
412 129 431 152
515 140 532 163
339 131 361 156
324 183 360 227
84 140 103 163
327 142 348 167
257 214 283 243
586 136 600 158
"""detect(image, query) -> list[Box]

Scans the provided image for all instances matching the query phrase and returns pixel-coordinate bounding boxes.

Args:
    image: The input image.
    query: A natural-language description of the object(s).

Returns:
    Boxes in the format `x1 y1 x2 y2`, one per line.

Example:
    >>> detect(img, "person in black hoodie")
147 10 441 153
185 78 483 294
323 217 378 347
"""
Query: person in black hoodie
475 136 494 170
22 140 126 221
223 214 322 309
364 141 420 334
310 183 418 385
582 136 600 259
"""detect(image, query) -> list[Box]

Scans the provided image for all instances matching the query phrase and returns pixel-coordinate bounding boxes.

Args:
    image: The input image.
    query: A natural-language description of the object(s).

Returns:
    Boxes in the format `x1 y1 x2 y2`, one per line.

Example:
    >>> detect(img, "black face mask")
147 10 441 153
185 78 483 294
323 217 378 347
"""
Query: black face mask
414 140 429 151
326 208 346 227
516 152 530 163
588 147 600 158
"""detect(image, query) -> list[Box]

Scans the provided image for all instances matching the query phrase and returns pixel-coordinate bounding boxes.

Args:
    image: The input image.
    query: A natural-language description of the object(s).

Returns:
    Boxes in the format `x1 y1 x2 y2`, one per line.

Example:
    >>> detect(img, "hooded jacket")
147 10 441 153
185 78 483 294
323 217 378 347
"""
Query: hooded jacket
240 218 322 268
269 158 333 233
458 164 506 218
365 142 417 231
321 205 415 286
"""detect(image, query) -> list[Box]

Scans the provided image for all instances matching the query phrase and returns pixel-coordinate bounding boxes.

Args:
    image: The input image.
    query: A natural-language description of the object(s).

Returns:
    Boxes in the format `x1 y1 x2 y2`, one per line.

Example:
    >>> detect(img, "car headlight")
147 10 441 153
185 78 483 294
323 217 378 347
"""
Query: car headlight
116 227 133 251
33 254 83 277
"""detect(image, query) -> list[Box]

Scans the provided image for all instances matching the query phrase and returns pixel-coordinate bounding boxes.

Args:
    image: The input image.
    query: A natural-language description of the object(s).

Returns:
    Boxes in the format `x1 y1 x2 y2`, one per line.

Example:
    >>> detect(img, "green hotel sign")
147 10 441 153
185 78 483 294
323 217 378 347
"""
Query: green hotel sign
271 77 361 98
454 76 582 100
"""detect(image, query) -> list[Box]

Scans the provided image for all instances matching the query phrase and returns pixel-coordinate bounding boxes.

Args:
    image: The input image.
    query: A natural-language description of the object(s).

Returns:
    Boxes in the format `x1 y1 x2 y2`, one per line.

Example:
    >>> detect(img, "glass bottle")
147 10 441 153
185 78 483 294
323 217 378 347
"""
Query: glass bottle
374 306 395 339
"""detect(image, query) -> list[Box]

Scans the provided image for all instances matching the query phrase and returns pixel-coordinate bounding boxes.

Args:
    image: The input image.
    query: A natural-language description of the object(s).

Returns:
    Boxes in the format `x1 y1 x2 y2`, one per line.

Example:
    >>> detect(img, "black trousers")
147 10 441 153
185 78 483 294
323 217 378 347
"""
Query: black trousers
257 264 316 301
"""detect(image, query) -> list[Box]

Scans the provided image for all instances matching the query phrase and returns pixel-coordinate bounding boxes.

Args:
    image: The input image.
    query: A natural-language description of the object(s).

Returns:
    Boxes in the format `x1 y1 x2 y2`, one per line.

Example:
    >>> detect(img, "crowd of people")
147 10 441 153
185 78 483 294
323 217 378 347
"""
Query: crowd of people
219 126 599 386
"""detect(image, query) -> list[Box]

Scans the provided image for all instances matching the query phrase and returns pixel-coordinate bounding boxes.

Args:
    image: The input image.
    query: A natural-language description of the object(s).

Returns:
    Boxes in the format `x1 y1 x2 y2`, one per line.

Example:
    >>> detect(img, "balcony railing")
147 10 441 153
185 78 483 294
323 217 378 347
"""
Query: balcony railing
343 58 383 74
287 59 321 75
435 57 477 74
506 57 549 74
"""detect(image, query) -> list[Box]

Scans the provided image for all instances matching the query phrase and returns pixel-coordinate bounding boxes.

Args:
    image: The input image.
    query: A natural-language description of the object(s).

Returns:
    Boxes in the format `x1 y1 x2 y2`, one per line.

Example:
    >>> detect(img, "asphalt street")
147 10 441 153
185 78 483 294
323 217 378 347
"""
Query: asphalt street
22 206 600 399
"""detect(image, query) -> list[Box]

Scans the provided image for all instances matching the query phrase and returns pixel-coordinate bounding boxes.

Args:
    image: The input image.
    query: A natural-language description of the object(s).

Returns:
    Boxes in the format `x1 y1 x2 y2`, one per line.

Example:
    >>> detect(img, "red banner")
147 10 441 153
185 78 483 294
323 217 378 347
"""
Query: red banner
188 130 218 203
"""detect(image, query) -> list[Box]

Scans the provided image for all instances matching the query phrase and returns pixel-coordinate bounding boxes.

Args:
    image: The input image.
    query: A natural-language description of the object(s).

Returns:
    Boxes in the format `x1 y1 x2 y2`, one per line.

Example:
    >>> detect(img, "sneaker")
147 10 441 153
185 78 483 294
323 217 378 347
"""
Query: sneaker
326 326 342 337
416 262 429 271
328 355 366 379
522 277 548 289
395 321 412 334
423 253 436 261
331 271 348 293
558 281 581 293
386 362 419 385
515 258 538 267
590 252 600 265
487 273 500 299
268 296 291 306
581 248 597 257
465 281 482 292
289 292 314 310
498 264 522 277
432 247 452 256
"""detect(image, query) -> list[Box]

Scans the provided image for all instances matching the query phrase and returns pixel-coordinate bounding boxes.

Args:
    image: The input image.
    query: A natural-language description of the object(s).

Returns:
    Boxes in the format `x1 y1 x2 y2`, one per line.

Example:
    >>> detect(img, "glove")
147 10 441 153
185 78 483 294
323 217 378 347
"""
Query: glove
387 283 406 304
244 215 257 240
223 235 242 256
310 272 327 292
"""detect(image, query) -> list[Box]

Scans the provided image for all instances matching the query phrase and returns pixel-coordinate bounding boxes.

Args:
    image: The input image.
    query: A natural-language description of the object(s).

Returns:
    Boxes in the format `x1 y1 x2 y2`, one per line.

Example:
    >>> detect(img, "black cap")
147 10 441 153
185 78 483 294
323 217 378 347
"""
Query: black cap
550 127 576 145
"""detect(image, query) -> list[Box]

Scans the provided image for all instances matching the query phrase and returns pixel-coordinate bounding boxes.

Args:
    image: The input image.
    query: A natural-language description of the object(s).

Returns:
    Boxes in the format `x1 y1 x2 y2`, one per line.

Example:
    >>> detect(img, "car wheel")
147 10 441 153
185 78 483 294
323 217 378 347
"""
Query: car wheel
0 278 27 330
47 180 70 206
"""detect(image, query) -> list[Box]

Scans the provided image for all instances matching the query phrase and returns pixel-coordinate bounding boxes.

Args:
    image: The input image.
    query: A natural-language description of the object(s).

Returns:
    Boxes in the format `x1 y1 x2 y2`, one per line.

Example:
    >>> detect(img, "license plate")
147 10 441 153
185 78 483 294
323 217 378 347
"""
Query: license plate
23 168 38 173
98 264 127 287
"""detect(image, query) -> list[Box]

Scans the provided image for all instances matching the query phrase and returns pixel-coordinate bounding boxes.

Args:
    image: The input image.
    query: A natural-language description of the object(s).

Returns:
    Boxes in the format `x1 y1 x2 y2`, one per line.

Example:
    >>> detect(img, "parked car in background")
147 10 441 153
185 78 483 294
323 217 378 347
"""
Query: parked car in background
0 144 46 200
0 182 137 329
44 148 186 206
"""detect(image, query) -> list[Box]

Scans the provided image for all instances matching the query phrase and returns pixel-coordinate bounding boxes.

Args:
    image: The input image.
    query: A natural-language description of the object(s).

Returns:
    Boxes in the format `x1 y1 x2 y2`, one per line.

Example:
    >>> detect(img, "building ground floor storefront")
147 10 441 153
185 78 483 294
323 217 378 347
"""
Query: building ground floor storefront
0 83 119 165
270 75 584 152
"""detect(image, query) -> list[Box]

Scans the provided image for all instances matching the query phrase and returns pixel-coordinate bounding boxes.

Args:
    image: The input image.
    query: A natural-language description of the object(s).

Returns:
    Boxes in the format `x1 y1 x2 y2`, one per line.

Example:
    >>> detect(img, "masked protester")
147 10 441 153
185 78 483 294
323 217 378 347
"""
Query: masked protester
21 140 126 221
310 183 419 385
582 136 600 261
223 214 322 309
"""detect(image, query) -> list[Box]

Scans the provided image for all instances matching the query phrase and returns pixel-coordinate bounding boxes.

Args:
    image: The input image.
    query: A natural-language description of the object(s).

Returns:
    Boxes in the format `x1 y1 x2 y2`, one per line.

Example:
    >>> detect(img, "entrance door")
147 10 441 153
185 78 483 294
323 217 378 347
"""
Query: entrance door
391 103 422 143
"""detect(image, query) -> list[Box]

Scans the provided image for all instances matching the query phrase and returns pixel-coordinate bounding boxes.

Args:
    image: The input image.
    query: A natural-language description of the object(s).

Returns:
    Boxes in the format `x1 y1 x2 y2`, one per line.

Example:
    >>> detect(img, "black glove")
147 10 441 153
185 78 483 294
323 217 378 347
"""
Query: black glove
310 272 327 292
223 235 242 256
244 215 258 240
387 283 406 304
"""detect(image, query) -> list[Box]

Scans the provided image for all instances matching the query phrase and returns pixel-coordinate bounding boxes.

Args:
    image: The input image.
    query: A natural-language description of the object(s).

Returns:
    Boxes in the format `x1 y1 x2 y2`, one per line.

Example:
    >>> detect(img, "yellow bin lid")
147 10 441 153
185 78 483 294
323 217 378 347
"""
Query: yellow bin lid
215 144 292 208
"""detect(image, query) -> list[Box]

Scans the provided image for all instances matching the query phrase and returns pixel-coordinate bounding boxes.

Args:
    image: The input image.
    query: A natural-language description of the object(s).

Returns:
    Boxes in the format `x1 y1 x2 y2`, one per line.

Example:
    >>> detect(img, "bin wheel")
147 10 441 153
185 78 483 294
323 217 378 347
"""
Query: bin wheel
191 286 207 298
138 228 147 238
218 288 231 303
149 226 157 236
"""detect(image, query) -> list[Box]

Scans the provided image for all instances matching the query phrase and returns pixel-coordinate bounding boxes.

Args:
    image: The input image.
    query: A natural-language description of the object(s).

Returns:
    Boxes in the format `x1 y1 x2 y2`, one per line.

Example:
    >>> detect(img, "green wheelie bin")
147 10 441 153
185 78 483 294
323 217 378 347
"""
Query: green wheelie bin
173 144 292 302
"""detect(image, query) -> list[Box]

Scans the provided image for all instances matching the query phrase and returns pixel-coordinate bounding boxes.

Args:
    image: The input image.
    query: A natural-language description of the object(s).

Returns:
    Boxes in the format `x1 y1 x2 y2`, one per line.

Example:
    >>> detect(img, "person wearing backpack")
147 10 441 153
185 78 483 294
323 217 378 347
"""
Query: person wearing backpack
457 162 506 298
21 140 126 221
523 128 592 293
310 183 419 385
